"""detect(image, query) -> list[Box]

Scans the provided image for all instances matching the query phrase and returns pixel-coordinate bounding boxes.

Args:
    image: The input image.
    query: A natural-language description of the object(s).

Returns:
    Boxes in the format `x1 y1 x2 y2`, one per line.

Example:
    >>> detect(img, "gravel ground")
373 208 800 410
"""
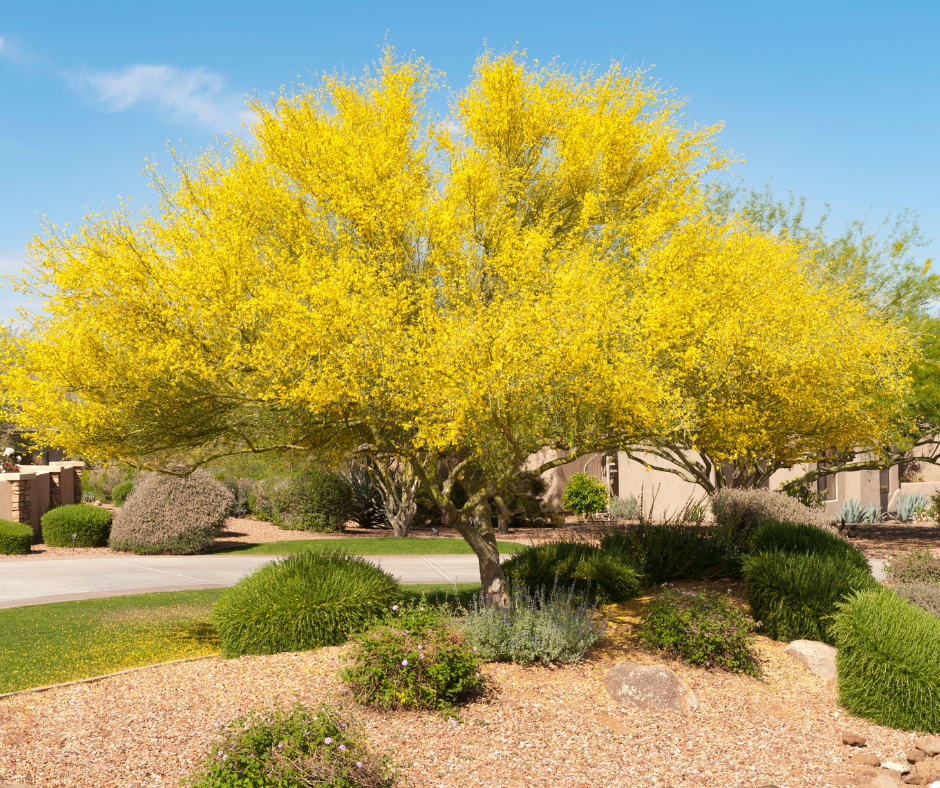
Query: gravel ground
0 589 928 788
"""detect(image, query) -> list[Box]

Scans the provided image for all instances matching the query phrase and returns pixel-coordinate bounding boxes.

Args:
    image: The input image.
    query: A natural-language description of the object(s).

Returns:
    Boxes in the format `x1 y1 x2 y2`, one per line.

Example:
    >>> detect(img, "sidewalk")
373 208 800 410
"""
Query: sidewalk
0 554 487 609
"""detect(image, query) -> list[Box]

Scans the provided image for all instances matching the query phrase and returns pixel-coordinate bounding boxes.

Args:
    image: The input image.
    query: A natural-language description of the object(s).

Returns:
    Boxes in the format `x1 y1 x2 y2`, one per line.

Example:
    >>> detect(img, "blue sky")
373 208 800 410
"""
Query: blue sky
1 0 937 319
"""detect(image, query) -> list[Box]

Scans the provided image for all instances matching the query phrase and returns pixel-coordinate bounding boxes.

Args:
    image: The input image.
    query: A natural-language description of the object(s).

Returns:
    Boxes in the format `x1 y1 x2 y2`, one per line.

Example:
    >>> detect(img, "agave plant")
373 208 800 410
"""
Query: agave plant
839 498 864 524
859 502 885 523
894 493 929 524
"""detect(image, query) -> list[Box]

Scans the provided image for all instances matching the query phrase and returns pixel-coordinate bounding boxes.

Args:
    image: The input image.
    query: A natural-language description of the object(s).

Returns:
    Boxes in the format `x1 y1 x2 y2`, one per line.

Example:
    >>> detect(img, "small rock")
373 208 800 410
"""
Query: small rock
915 760 940 779
929 781 940 788
850 753 882 767
901 774 921 785
602 662 698 712
845 732 870 747
884 762 913 774
871 774 901 788
918 740 940 757
849 765 878 777
910 751 929 764
784 639 838 679
879 768 908 781
822 777 855 786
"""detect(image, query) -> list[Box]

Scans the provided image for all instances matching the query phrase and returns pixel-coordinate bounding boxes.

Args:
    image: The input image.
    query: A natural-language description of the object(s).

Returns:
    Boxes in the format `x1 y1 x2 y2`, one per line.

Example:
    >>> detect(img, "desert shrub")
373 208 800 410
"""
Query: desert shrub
0 519 32 554
82 463 132 502
562 473 609 518
108 469 233 554
42 504 112 547
111 480 133 507
894 492 929 523
601 524 742 584
220 477 253 518
342 604 483 711
743 550 878 645
271 468 354 532
213 552 398 657
710 488 834 546
895 583 940 618
343 463 387 529
247 477 286 521
639 586 761 677
607 495 641 522
832 589 940 732
463 579 607 664
185 701 392 788
885 548 940 585
501 541 641 603
750 520 870 572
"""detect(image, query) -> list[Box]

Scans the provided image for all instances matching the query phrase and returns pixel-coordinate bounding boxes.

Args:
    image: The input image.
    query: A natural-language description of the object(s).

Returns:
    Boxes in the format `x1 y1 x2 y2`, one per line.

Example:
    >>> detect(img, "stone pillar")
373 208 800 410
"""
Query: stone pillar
74 466 83 503
6 473 37 540
49 469 62 508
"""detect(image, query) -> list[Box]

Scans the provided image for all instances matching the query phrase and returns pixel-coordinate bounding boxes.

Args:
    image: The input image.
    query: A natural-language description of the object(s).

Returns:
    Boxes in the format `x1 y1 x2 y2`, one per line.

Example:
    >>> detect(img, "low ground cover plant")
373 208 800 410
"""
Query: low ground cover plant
272 468 355 532
342 603 483 711
750 520 870 572
894 583 940 618
832 589 940 733
639 586 761 677
743 550 877 644
0 519 32 554
41 503 112 547
710 488 834 545
186 701 393 788
463 579 607 664
601 524 742 584
109 469 233 554
501 541 641 603
885 549 940 585
213 552 398 657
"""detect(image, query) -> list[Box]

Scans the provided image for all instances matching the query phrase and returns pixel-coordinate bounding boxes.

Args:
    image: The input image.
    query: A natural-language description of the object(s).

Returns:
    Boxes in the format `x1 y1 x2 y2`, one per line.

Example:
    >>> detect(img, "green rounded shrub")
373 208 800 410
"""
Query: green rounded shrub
0 519 33 554
743 549 878 644
501 541 641 603
832 589 940 732
185 702 392 788
108 469 233 554
41 504 112 547
562 473 610 517
111 480 133 507
342 604 483 710
751 520 869 572
213 552 399 657
272 468 354 532
639 586 761 677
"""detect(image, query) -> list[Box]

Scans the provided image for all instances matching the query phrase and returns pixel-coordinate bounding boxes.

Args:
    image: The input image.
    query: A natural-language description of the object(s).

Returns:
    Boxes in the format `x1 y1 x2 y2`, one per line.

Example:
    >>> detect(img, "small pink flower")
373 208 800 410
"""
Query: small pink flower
324 737 332 745
357 761 363 768
402 659 408 666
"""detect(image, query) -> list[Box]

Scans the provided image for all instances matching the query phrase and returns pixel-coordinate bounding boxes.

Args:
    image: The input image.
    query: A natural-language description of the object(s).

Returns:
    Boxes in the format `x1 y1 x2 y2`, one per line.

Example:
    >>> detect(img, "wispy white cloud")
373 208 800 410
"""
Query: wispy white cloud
0 34 39 67
70 64 249 134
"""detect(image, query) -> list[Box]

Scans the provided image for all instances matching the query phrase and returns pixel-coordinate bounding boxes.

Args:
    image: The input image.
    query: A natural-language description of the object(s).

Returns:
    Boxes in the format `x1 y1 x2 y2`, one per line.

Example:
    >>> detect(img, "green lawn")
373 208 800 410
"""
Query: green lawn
0 583 483 695
210 536 528 556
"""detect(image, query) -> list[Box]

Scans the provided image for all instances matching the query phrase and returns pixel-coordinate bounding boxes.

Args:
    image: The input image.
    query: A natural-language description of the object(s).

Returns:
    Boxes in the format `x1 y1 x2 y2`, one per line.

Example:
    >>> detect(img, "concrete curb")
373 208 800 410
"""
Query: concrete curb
0 654 219 701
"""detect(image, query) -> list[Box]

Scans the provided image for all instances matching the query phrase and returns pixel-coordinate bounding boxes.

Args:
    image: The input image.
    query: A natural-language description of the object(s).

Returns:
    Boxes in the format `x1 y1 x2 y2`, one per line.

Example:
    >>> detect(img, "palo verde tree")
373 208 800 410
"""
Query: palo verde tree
1 49 912 595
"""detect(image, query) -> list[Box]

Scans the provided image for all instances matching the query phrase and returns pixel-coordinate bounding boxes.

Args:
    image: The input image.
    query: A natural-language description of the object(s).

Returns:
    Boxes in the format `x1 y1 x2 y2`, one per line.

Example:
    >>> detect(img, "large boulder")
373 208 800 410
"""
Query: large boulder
602 662 698 712
785 639 838 680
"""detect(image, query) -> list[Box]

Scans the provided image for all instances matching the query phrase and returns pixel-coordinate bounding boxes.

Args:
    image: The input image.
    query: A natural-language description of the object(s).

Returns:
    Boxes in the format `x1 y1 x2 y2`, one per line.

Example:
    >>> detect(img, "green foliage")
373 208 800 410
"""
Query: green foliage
220 478 253 518
41 503 112 547
838 498 884 524
561 473 609 517
885 549 940 585
894 492 929 523
895 583 940 618
0 519 32 554
501 474 554 528
750 520 870 572
211 537 527 557
185 702 393 788
607 495 641 522
710 488 834 546
83 463 132 503
778 478 828 510
639 586 761 677
272 468 355 533
463 580 607 665
213 552 398 657
501 541 641 603
111 479 133 507
343 462 387 529
832 589 940 733
342 603 483 711
743 550 878 645
108 469 233 554
601 524 742 584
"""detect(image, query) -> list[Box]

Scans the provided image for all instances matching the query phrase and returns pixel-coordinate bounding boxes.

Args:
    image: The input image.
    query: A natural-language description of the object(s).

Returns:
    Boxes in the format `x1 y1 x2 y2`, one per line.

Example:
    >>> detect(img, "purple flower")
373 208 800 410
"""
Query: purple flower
392 605 398 611
340 723 347 729
339 744 346 751
418 644 423 650
402 659 408 666
324 737 332 745
222 754 228 762
473 647 477 652
450 719 457 726
420 654 425 660
357 761 363 768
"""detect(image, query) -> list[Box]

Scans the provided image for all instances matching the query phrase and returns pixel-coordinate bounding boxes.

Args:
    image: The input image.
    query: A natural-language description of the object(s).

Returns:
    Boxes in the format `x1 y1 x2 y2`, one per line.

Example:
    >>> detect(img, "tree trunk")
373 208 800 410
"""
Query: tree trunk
494 495 510 536
443 498 508 604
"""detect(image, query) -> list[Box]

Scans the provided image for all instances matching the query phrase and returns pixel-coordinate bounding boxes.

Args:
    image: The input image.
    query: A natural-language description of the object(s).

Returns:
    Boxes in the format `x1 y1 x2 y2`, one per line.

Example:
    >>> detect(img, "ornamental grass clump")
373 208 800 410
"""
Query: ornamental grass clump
710 488 835 545
41 504 112 547
463 579 607 665
743 550 878 645
750 520 869 572
342 604 483 711
185 701 393 788
832 589 940 733
108 469 233 554
213 552 398 657
500 541 641 603
639 586 761 677
0 519 32 554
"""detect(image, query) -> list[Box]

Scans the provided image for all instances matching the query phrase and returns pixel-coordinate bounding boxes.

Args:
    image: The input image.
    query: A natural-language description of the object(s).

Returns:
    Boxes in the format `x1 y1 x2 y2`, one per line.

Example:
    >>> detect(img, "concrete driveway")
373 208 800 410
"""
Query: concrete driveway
0 554 487 609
